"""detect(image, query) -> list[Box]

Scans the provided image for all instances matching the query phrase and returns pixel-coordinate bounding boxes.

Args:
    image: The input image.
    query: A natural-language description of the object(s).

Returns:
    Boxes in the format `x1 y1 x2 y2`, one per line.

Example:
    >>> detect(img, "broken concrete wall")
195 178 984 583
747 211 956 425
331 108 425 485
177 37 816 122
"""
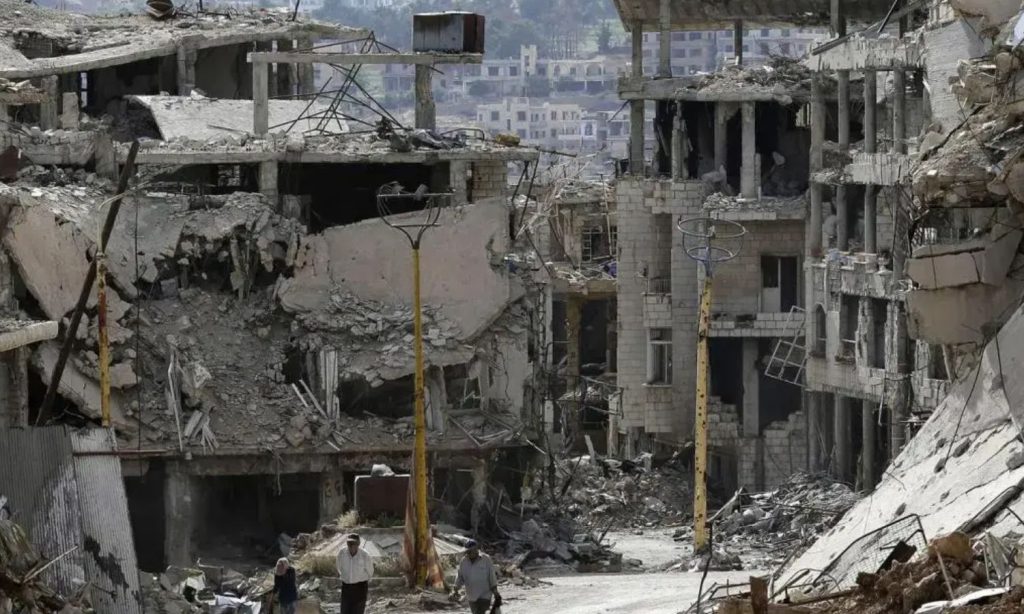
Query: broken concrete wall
470 161 510 200
907 277 1024 344
759 409 807 490
780 301 1024 591
277 200 519 341
907 213 1022 290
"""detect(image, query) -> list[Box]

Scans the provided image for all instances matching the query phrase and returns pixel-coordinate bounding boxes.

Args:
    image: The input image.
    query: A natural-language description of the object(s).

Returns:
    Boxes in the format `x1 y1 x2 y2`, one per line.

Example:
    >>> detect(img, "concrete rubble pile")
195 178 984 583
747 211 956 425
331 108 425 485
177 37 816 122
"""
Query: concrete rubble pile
712 473 860 569
499 515 636 574
790 532 1024 614
531 453 692 532
695 56 815 99
0 515 84 613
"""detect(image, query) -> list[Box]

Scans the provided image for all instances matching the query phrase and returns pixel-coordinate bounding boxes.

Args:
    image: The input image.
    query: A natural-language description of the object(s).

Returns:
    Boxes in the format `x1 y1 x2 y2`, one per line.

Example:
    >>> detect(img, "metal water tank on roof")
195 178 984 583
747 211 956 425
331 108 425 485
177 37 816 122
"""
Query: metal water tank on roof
413 12 485 54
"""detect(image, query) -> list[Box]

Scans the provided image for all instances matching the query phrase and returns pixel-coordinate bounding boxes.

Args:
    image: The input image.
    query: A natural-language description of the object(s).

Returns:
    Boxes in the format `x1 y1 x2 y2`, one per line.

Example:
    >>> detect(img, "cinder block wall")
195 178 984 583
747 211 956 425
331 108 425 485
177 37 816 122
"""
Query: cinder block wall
709 220 805 316
471 161 510 200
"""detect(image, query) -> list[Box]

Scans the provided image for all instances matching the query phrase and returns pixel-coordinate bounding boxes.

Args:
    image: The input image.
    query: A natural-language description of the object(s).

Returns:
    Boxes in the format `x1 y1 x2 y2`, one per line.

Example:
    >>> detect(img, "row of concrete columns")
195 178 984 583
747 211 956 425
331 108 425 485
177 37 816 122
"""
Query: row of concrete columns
806 392 879 490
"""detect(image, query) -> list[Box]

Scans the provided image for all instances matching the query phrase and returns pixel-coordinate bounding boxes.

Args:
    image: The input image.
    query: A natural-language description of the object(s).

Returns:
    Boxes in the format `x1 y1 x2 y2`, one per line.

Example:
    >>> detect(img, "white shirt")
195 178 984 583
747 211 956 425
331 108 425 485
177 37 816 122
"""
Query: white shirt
336 547 374 584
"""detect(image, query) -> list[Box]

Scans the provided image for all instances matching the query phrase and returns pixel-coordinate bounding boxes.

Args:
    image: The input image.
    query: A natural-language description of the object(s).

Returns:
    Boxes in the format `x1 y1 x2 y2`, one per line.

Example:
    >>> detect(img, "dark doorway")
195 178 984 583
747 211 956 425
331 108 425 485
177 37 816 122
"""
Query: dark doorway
125 462 167 572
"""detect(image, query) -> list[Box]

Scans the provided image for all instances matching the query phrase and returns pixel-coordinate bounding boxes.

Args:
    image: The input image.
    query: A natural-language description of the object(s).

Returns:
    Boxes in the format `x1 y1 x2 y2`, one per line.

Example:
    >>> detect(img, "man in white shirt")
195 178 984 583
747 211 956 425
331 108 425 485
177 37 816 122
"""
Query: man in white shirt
451 540 500 614
335 533 374 614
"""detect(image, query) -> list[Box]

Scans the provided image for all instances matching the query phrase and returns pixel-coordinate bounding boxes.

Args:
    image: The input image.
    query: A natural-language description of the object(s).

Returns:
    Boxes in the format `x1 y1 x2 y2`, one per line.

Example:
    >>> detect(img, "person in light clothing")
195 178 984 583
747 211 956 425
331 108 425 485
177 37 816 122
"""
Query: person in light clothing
451 540 500 614
335 533 374 614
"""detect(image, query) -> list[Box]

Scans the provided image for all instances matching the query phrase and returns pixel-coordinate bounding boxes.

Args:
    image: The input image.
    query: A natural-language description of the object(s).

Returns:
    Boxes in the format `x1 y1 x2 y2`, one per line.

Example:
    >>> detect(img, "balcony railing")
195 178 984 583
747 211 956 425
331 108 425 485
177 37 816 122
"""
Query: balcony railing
646 276 671 294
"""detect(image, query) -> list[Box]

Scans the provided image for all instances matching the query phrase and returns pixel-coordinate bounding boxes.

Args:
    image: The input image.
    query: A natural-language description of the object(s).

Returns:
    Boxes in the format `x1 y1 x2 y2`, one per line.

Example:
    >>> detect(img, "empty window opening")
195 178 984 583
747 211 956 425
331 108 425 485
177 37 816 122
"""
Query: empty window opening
838 295 858 361
757 338 802 430
85 57 168 117
550 299 568 370
444 364 481 410
196 474 320 564
870 299 887 369
757 103 810 197
580 299 611 374
145 164 259 195
647 328 672 385
280 163 445 233
760 255 799 312
813 304 827 356
709 339 742 406
929 345 949 380
125 462 166 572
581 225 617 263
195 44 250 99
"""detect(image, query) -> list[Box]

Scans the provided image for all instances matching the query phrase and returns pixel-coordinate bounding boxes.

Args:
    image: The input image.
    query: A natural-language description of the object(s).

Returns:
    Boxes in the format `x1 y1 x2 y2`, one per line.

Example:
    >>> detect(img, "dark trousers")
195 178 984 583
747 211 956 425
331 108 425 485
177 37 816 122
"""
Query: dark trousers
469 597 492 614
340 581 368 614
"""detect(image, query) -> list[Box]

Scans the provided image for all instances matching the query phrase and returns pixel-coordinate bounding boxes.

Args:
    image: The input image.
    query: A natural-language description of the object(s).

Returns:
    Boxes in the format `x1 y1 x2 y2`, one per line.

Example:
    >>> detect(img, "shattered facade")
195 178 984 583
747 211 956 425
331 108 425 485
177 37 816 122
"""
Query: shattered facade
0 0 547 584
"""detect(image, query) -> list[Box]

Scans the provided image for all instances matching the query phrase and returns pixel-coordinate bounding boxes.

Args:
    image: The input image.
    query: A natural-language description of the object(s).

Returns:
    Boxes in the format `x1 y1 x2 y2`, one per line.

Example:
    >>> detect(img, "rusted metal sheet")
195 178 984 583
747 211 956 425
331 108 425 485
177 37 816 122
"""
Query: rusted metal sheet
70 429 143 614
0 426 84 596
354 474 410 519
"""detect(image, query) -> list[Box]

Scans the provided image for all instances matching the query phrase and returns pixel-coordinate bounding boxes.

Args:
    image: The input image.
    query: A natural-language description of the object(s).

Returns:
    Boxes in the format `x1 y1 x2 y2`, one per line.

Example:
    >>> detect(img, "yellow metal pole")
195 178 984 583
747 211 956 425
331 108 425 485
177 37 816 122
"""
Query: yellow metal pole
97 248 111 427
411 246 430 587
693 274 712 551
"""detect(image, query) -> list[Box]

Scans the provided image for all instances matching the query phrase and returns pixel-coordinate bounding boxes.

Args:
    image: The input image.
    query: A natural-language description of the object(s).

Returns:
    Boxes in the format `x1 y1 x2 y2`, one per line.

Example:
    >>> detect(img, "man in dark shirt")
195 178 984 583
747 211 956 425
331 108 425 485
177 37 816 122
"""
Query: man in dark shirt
273 557 298 614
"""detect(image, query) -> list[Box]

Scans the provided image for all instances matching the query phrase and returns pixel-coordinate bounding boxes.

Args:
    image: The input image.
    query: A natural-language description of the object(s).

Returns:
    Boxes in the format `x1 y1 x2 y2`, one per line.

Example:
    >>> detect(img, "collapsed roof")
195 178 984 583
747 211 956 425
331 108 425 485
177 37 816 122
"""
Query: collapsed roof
612 0 897 30
0 0 361 79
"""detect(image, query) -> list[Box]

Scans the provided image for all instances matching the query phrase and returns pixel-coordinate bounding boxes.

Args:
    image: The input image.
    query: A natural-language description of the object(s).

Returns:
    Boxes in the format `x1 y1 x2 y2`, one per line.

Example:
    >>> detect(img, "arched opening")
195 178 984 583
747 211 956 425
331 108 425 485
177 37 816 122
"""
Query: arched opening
814 304 827 356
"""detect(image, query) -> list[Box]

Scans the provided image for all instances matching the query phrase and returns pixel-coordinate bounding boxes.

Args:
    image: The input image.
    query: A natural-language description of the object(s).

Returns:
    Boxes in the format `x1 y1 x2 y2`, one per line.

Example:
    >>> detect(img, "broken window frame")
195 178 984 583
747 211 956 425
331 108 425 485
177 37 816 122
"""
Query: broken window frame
646 328 673 385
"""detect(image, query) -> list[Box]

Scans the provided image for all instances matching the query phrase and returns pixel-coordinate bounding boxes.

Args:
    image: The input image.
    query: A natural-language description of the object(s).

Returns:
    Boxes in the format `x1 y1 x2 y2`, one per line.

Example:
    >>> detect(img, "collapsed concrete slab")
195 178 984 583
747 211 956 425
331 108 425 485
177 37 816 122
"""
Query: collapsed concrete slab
779 302 1024 593
129 95 345 141
907 226 1023 290
278 200 521 340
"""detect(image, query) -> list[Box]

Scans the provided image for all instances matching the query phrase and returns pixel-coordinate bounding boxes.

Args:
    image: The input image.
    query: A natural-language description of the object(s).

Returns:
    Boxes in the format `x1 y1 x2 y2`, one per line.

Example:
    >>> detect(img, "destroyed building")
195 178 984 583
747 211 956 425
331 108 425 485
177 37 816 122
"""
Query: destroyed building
0 0 546 586
601 0 990 497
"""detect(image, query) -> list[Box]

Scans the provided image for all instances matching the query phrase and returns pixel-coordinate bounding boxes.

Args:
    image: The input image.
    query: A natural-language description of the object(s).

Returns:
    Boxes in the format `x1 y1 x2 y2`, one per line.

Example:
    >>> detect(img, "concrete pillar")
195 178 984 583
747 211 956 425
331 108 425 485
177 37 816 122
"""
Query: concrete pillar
449 161 469 204
164 462 196 567
470 459 487 535
833 395 852 482
297 37 315 96
414 65 436 130
176 45 197 96
837 71 850 149
714 102 729 173
255 42 278 99
742 339 760 439
835 185 848 250
864 69 878 253
740 102 756 198
319 472 346 524
893 69 907 154
891 303 911 457
39 76 59 130
861 400 876 490
253 59 269 136
807 392 823 472
258 162 278 209
672 103 685 180
734 20 743 65
864 69 877 154
658 0 671 77
60 92 79 130
629 23 645 174
864 185 877 253
809 78 824 257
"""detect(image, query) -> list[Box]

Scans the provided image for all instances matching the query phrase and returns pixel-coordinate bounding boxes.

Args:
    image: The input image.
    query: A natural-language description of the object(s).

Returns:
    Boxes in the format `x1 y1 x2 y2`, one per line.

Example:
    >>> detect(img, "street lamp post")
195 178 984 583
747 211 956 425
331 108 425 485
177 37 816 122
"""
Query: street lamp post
677 216 746 552
377 184 447 586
